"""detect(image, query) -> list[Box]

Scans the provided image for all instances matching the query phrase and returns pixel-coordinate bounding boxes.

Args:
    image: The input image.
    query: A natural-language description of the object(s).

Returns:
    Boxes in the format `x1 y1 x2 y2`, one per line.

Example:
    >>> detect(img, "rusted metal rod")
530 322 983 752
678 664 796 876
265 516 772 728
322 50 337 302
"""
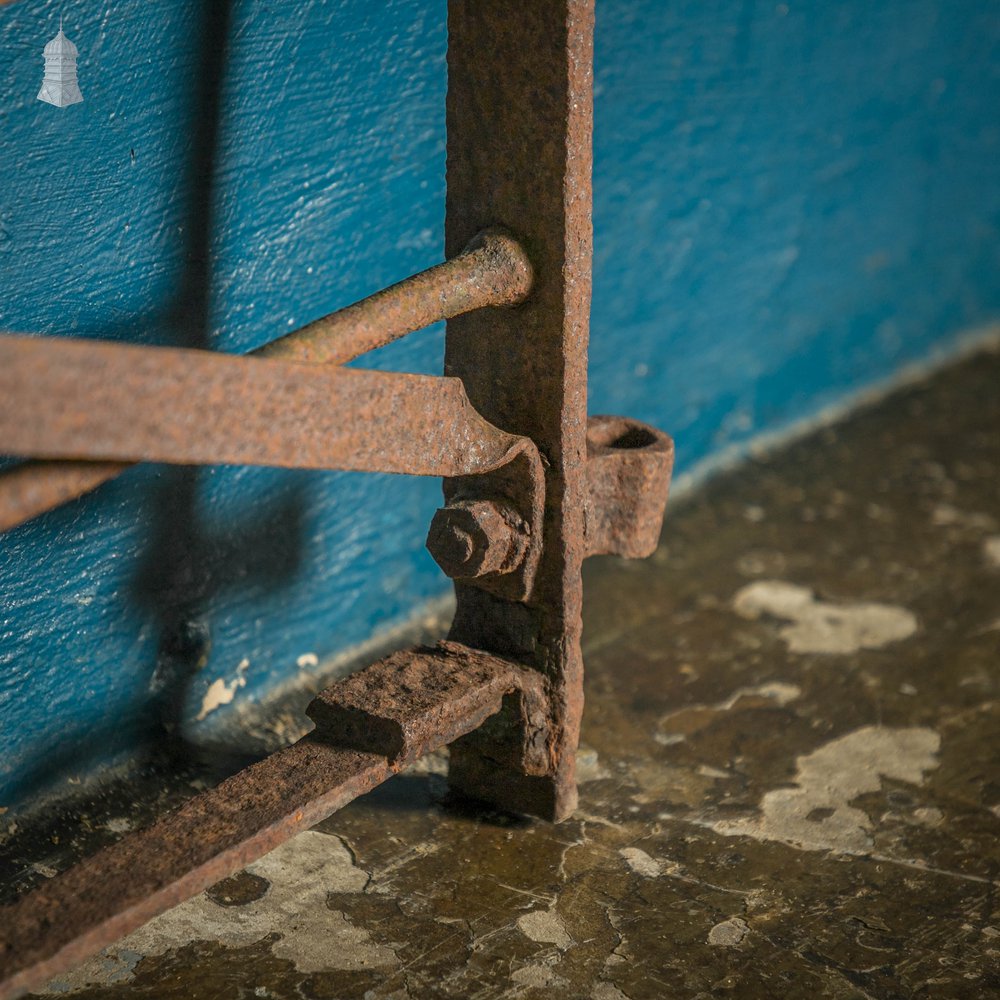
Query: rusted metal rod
0 334 536 479
0 643 548 1000
2 740 389 1000
258 229 532 366
0 460 131 535
0 460 126 534
442 0 594 821
0 230 532 533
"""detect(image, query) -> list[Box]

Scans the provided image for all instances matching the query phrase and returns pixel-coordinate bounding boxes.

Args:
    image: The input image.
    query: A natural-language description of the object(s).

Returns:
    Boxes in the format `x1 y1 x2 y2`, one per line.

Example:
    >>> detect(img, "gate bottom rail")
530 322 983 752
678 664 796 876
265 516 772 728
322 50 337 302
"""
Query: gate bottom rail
0 642 548 1000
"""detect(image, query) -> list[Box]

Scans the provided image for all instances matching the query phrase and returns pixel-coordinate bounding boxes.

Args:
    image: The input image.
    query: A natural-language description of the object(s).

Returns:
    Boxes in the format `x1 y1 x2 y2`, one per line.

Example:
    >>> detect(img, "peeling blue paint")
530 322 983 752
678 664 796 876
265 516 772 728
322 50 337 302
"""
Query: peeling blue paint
1 0 997 808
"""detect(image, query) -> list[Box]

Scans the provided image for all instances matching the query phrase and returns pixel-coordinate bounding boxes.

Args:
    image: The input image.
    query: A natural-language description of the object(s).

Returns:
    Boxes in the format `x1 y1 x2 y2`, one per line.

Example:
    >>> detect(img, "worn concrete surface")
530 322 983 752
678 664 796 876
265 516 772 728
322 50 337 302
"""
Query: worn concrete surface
3 346 999 997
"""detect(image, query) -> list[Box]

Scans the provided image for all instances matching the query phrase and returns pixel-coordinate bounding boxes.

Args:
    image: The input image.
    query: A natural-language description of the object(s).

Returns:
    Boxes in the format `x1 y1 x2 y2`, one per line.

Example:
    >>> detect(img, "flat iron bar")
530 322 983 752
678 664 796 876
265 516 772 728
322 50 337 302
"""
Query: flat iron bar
0 643 545 1000
0 334 533 480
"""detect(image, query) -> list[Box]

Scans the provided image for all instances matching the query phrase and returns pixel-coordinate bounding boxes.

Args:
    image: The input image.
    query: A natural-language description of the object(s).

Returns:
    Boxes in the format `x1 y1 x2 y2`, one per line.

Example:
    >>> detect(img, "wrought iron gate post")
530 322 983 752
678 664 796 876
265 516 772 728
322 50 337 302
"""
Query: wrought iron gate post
440 0 596 820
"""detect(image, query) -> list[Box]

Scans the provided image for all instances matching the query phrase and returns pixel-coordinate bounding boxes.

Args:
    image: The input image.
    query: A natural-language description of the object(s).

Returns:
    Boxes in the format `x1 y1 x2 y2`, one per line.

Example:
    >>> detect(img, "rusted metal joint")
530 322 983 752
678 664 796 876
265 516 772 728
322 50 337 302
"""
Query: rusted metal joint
307 640 549 774
0 642 552 1000
455 228 534 312
584 415 674 559
426 499 530 581
433 439 547 603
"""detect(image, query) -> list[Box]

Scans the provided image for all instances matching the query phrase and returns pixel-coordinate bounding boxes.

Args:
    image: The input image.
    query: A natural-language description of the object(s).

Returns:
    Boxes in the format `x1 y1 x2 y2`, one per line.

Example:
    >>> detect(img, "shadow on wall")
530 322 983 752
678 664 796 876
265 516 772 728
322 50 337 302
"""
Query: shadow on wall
5 0 310 803
1 0 452 814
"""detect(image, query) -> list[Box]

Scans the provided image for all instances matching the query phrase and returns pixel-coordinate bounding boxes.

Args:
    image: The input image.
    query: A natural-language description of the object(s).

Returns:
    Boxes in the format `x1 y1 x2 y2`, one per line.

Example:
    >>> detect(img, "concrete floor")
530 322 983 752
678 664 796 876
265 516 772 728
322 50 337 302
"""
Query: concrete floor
5 346 1000 998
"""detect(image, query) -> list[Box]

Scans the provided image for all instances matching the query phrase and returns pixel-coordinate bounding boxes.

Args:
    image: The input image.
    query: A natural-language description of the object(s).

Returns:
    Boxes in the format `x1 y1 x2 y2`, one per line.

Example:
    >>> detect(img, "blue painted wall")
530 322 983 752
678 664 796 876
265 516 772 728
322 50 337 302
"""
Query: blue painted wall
1 0 997 809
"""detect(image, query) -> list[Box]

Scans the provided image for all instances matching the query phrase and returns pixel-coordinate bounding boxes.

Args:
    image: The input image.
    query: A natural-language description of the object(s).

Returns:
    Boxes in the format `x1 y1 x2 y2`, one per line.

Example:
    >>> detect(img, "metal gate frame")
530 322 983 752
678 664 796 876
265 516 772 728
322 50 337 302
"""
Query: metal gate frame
0 3 673 996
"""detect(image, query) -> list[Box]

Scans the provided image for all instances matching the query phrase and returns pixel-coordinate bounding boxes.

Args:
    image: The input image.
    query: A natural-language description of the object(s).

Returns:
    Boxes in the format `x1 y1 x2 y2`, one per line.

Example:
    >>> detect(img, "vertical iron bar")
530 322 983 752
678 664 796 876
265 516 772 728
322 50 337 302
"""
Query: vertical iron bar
444 0 594 820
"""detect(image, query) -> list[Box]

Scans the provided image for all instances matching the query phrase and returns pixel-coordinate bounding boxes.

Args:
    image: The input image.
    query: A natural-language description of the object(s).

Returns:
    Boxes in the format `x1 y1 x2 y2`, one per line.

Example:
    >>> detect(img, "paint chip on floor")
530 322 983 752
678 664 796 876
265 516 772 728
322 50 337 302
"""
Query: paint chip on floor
619 847 661 878
196 658 250 721
705 725 940 852
511 964 567 988
656 681 801 742
517 908 573 949
708 917 749 947
733 580 917 653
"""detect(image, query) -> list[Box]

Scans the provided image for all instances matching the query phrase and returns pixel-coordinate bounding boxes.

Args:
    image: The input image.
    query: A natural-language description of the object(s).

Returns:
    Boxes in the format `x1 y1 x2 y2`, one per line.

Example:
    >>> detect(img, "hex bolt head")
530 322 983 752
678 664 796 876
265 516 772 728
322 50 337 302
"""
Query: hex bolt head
426 500 529 580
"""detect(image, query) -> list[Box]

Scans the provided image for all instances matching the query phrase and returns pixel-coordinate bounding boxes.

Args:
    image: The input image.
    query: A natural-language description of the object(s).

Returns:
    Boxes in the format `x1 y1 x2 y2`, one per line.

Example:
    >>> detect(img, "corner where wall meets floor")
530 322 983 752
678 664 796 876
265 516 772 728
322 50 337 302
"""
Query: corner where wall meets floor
3 340 999 1000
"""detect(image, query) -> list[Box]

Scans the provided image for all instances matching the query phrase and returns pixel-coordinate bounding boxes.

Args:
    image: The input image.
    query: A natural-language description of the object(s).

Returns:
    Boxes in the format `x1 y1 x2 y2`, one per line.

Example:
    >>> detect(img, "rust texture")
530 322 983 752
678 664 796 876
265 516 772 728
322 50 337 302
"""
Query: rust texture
0 229 532 534
443 0 595 821
258 229 532 366
426 442 546 604
0 334 539 482
585 415 674 558
0 643 548 1000
307 640 550 775
426 500 530 580
0 459 128 535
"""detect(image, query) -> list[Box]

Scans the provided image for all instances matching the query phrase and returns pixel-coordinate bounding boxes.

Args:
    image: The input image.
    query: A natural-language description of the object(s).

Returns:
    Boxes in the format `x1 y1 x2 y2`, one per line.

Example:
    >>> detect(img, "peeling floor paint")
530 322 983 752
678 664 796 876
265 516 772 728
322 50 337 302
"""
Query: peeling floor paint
619 847 660 878
510 963 567 988
707 917 749 947
516 908 573 950
732 580 918 654
656 680 800 743
42 831 395 993
706 725 941 852
195 658 250 722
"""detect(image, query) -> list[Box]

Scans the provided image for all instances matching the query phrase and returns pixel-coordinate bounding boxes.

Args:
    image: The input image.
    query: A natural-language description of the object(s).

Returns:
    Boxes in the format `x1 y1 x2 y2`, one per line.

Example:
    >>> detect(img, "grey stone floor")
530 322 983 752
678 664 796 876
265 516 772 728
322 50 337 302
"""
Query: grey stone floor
6 346 1000 998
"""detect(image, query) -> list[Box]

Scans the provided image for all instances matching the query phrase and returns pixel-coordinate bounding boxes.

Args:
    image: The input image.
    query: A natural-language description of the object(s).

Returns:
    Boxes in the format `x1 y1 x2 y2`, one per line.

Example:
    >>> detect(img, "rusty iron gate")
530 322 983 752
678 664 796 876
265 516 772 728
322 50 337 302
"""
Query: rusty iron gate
0 2 673 996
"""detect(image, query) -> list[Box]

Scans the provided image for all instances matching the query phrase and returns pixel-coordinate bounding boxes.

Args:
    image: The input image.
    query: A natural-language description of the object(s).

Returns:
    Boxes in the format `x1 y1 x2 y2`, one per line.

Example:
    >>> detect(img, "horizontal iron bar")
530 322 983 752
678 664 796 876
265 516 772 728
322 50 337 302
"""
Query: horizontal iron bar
0 335 533 478
0 643 546 1000
0 230 532 532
